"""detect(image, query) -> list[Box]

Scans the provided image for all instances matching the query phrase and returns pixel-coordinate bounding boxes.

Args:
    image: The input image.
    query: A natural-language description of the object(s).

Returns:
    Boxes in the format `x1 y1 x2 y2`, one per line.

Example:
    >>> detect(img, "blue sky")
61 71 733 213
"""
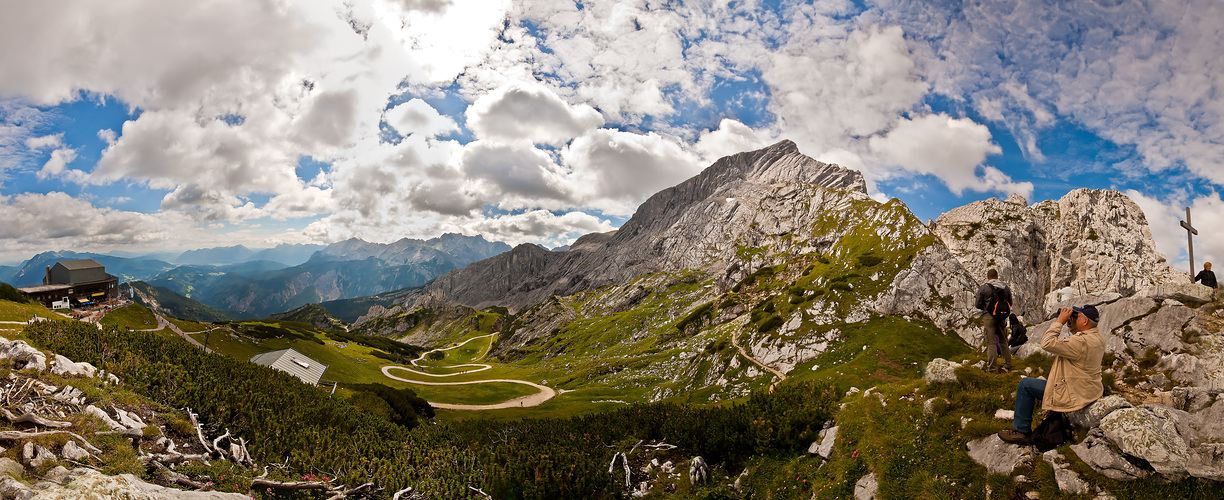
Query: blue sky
1 0 1223 273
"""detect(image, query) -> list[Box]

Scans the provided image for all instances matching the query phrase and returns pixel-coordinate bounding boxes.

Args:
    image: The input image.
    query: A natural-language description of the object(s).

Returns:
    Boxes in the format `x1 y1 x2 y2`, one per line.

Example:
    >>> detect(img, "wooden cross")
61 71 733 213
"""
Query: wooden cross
1181 207 1197 275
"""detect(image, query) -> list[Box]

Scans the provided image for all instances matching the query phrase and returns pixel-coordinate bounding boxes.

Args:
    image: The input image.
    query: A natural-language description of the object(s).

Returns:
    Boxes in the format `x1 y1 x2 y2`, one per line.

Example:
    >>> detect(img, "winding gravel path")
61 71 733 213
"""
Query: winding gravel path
382 333 558 410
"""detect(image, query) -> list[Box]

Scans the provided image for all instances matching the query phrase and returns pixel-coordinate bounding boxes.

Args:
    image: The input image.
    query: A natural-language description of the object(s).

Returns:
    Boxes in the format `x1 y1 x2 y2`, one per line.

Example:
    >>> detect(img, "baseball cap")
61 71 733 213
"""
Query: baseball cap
1071 304 1100 323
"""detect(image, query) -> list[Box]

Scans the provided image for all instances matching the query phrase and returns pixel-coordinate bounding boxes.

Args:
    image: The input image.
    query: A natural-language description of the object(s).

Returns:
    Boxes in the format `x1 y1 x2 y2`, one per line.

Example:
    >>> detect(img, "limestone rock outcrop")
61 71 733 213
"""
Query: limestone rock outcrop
933 188 1181 321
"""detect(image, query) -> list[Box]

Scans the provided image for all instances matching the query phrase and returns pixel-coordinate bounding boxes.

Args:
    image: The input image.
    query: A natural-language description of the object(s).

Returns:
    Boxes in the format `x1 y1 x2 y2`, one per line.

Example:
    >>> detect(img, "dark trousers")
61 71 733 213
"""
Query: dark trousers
983 314 1012 370
1013 377 1047 433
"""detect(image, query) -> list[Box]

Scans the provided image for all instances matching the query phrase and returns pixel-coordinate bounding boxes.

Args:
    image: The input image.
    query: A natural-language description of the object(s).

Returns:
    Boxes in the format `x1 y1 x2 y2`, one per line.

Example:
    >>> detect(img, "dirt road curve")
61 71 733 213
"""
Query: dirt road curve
382 365 557 410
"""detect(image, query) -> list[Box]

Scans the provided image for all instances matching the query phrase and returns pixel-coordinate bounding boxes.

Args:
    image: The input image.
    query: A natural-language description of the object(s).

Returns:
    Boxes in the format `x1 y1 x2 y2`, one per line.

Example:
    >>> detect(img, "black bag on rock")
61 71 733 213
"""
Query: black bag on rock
1030 411 1071 452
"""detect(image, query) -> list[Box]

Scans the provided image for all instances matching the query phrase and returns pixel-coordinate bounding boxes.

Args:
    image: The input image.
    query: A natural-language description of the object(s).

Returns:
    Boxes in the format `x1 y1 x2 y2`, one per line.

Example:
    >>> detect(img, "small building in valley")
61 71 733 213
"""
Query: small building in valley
249 348 328 386
18 259 119 307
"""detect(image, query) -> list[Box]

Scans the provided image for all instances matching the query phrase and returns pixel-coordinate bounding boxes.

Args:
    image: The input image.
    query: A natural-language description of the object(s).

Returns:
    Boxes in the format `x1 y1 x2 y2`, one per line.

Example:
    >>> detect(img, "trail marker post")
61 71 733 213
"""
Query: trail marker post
1181 207 1198 276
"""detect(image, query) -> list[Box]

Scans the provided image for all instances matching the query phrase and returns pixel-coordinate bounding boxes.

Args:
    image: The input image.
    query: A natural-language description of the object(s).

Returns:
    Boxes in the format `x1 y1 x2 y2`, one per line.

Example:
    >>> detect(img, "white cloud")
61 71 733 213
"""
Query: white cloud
385 98 457 138
24 134 62 150
36 148 84 182
693 119 772 165
0 192 177 261
765 24 928 155
464 209 614 247
562 128 701 214
869 114 1030 199
457 140 573 206
96 128 117 145
465 82 604 145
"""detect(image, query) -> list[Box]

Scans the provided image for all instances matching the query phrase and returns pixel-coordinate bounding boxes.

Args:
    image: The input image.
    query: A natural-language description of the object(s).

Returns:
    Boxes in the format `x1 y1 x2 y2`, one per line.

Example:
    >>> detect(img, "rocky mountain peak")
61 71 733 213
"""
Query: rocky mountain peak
933 187 1180 320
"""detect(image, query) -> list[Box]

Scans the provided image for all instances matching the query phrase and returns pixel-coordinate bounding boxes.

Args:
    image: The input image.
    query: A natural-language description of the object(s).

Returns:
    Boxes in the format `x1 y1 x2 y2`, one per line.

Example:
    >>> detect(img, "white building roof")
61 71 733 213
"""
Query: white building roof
249 347 328 386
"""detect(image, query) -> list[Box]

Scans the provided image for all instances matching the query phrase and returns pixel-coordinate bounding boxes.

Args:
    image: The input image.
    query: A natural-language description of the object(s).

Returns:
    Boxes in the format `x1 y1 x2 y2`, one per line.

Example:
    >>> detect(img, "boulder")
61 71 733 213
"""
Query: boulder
1124 303 1195 353
1138 282 1213 304
83 405 127 432
966 434 1033 474
810 425 838 459
59 442 90 462
0 457 23 478
853 472 878 500
21 442 53 469
0 476 33 500
0 338 46 372
49 355 96 378
1042 450 1089 495
1070 429 1149 480
1099 407 1191 478
30 469 250 499
1067 395 1132 429
42 466 71 485
924 358 961 384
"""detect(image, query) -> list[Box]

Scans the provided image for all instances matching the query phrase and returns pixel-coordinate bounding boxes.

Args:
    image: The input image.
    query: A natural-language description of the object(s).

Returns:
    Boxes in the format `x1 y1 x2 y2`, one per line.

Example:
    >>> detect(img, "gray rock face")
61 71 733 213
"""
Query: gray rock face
1071 429 1149 480
0 457 22 478
1099 407 1192 478
966 434 1034 474
924 358 962 384
812 425 838 459
1043 450 1090 495
1067 395 1133 429
1123 302 1194 354
49 355 96 378
29 468 250 499
59 442 90 462
0 337 47 372
933 189 1179 322
931 194 1049 320
853 472 878 500
1139 282 1214 304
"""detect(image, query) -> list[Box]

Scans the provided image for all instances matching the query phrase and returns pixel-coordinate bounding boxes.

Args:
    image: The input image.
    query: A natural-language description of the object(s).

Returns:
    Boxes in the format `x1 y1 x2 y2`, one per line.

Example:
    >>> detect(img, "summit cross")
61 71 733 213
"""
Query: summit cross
1181 207 1198 276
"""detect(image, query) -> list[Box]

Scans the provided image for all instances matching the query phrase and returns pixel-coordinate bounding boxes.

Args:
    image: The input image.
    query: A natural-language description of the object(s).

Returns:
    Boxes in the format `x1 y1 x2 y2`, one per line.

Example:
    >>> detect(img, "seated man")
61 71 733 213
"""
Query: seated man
999 305 1105 443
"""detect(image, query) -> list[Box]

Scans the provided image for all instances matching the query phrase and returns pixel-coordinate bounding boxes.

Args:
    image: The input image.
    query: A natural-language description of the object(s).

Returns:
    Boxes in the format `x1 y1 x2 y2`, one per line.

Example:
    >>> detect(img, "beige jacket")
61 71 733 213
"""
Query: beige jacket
1040 321 1105 412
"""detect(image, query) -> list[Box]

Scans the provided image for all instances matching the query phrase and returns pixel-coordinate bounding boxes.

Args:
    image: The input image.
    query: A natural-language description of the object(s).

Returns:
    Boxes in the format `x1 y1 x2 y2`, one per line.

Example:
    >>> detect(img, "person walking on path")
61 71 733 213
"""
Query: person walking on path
975 268 1013 373
1194 262 1217 299
998 305 1105 444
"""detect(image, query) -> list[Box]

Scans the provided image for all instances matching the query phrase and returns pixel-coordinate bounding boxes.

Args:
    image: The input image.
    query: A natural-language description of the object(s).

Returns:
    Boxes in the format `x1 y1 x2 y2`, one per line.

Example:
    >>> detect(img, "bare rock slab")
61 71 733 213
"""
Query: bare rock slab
967 434 1034 474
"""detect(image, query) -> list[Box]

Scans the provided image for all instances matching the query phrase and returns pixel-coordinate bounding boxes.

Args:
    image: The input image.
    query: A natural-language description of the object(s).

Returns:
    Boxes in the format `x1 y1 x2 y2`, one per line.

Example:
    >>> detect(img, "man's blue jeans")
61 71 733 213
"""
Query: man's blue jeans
1014 377 1047 433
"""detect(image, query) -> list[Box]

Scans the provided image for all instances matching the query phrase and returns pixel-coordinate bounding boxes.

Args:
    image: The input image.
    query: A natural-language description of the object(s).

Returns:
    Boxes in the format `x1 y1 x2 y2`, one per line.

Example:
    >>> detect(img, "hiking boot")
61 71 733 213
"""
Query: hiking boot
998 429 1031 444
999 367 1011 373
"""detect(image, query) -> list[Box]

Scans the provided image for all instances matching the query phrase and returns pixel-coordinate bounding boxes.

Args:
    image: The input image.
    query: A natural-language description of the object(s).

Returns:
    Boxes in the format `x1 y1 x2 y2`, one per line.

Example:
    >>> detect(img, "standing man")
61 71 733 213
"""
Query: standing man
1194 262 1217 299
975 268 1013 373
999 305 1105 443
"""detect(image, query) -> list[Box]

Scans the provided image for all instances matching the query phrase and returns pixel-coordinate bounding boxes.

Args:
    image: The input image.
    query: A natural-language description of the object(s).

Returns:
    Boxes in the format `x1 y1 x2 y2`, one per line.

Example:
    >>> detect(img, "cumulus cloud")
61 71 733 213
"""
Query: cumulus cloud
36 148 83 182
0 192 177 260
869 114 1031 199
385 98 458 138
693 119 772 164
465 82 604 145
562 128 702 214
765 24 928 155
24 134 63 150
464 209 615 247
458 140 573 206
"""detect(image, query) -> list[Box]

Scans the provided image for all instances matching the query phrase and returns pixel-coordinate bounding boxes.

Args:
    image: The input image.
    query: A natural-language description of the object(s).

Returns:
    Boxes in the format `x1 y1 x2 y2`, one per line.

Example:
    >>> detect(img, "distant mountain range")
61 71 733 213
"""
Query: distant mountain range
122 281 236 323
175 243 325 267
2 234 511 320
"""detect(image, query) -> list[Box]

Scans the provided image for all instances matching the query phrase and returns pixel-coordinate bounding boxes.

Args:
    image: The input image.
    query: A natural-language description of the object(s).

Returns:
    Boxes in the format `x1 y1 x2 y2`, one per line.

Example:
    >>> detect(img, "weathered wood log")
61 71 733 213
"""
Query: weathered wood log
0 408 71 428
155 462 208 490
0 430 102 453
140 452 208 465
326 482 374 500
95 428 145 438
249 478 332 491
186 408 212 453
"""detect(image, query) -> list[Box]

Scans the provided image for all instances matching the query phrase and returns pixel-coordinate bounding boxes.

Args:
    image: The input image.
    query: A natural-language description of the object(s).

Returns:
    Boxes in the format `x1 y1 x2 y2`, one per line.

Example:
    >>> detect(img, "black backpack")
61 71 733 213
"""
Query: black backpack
987 285 1012 319
1007 314 1028 347
1030 411 1071 452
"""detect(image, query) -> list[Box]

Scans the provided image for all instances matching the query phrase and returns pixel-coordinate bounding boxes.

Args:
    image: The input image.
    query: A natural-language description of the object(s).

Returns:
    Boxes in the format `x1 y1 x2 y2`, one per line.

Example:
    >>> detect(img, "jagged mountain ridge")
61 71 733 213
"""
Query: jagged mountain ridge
401 140 873 314
312 233 511 267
